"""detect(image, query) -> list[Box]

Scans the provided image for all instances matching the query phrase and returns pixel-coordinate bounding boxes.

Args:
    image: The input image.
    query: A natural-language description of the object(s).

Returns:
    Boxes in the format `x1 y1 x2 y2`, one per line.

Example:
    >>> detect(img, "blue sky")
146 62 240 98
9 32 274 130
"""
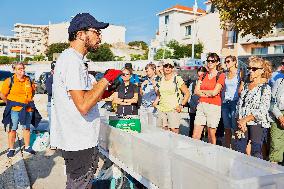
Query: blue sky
0 0 207 44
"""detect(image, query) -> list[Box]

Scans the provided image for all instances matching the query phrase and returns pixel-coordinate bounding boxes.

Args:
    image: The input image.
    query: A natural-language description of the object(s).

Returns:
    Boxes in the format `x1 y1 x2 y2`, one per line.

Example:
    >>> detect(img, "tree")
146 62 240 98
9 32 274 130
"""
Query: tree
45 43 69 61
0 56 10 64
154 48 172 60
33 54 45 61
211 0 284 38
128 41 148 50
24 57 33 62
86 43 114 61
163 40 203 59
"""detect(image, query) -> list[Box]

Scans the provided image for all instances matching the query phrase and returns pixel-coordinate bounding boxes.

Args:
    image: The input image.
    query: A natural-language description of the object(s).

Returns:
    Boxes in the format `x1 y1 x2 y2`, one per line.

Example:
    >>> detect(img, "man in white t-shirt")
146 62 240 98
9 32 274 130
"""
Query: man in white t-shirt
50 13 122 189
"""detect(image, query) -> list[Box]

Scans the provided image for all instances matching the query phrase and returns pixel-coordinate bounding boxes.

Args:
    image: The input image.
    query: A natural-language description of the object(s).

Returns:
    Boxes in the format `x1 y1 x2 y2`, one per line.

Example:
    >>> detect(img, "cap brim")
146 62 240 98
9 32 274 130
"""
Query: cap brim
94 22 109 29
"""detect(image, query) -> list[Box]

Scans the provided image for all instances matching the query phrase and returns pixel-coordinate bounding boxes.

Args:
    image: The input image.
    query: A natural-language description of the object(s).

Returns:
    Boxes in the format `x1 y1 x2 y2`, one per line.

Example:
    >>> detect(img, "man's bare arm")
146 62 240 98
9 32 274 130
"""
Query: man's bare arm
69 78 109 115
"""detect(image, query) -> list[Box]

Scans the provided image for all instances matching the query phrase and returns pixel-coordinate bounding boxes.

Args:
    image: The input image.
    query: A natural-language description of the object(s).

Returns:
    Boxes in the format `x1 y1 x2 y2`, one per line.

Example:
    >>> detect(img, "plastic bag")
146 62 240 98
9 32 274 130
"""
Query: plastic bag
30 131 50 151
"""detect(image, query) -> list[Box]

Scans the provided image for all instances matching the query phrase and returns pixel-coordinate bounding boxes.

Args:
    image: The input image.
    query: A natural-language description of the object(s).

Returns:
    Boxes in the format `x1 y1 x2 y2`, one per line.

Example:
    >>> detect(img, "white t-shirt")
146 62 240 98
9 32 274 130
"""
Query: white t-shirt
50 48 100 151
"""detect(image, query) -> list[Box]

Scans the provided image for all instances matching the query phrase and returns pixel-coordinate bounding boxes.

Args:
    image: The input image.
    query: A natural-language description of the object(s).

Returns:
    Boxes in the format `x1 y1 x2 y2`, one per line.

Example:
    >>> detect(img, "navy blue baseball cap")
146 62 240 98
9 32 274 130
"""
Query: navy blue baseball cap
68 13 109 34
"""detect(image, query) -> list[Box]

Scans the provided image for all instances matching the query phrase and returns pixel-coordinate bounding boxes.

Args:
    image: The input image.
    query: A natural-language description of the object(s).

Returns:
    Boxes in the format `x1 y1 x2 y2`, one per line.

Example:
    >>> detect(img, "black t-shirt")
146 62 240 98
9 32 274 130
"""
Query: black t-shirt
116 82 139 116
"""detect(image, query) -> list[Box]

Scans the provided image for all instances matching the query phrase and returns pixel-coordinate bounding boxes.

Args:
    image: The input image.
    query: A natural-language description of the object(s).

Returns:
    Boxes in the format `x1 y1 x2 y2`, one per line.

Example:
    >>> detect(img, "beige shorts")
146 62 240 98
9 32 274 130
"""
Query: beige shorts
194 102 221 128
157 110 181 129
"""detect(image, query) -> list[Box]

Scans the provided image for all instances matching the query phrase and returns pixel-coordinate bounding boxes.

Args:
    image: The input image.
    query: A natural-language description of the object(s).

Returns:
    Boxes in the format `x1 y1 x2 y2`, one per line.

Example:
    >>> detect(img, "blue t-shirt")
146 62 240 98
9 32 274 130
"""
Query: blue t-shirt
269 71 284 87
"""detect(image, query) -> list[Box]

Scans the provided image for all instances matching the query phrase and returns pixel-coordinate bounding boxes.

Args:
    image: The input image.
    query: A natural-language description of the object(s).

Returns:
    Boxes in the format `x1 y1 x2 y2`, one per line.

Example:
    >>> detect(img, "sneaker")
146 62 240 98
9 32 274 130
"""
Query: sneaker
7 149 15 158
23 146 36 155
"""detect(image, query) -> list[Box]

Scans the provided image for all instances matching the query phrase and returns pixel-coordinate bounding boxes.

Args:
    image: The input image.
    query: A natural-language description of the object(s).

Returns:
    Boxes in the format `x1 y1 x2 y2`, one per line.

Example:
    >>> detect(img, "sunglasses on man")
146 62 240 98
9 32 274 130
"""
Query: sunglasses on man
247 67 263 72
87 29 101 36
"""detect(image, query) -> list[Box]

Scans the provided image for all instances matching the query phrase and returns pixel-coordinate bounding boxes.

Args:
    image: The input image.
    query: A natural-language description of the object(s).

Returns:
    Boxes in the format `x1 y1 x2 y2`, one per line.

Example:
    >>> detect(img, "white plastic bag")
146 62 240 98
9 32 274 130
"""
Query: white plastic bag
30 131 50 151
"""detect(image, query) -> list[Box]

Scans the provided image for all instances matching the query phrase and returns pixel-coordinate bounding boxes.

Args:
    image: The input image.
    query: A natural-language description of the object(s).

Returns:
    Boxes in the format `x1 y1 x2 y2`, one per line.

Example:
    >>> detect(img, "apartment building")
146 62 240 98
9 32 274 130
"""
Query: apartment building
0 21 126 59
48 22 126 45
149 5 206 59
150 1 284 60
0 23 48 59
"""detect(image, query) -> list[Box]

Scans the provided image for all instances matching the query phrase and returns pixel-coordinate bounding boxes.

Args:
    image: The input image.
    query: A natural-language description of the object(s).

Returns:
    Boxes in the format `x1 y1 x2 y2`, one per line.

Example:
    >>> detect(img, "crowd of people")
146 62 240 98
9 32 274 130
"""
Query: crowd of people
1 12 284 189
121 53 284 166
108 52 284 166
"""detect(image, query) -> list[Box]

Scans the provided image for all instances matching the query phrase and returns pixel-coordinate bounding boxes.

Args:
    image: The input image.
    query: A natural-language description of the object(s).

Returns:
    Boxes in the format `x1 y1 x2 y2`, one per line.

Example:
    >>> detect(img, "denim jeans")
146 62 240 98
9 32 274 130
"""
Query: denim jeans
11 110 32 131
47 102 51 132
234 124 267 159
222 100 238 131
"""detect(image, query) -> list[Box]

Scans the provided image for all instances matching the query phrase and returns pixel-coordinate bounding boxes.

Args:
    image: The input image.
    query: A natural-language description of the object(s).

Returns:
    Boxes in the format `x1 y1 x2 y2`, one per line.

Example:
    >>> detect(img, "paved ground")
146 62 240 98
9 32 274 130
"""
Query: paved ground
25 95 66 189
0 95 66 189
0 106 30 189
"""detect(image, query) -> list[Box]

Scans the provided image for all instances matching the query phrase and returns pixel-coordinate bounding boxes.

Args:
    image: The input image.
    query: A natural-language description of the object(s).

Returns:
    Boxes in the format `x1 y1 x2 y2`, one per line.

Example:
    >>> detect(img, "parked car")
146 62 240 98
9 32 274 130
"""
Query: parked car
0 70 13 103
35 72 51 94
25 71 36 82
181 59 204 70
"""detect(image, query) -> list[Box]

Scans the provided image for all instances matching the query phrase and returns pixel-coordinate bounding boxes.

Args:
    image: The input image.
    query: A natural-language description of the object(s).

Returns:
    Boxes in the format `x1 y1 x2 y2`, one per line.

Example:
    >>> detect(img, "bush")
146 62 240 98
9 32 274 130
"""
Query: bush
24 57 33 62
0 56 10 64
45 43 69 61
87 43 114 61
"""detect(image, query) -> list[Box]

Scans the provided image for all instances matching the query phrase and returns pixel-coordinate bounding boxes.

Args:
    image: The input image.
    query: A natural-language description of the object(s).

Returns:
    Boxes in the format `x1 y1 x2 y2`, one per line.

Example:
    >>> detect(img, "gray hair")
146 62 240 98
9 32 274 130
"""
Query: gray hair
12 62 25 70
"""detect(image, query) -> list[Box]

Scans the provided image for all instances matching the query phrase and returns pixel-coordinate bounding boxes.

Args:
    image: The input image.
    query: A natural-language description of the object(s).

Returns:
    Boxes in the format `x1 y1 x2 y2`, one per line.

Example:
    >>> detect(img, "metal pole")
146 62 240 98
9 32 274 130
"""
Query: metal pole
192 0 198 59
19 26 22 62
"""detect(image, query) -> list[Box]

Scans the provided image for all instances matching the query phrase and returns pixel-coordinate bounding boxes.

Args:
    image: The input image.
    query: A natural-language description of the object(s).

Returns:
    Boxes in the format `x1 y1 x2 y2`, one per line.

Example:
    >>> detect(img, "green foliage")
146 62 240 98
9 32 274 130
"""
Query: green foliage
0 56 19 64
130 54 143 61
0 56 10 64
154 48 172 60
143 48 149 60
114 56 125 61
33 54 45 61
86 43 114 61
211 0 284 38
45 43 69 61
128 41 148 50
156 40 203 60
24 57 33 62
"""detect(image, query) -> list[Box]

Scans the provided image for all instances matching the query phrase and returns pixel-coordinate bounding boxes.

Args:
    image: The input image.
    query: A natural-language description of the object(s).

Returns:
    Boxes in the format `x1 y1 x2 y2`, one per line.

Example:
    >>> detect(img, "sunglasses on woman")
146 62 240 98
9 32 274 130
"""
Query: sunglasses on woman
247 67 263 72
122 73 130 76
163 64 174 68
207 59 217 63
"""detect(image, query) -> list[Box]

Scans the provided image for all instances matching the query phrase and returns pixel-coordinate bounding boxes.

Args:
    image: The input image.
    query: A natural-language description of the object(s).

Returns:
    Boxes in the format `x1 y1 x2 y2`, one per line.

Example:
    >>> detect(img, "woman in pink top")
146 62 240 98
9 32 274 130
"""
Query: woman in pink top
193 53 225 144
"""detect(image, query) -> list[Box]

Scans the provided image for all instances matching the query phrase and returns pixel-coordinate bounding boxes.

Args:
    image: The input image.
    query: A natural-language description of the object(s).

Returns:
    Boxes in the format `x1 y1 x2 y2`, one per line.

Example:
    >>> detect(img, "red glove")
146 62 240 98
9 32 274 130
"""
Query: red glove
103 69 122 84
101 90 113 99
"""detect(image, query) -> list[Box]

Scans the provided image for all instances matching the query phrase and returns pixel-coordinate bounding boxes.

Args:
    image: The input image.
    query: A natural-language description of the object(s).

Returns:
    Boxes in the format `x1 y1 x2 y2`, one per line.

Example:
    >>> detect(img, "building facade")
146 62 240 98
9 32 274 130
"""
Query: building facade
0 23 48 59
48 22 126 45
0 21 126 60
149 5 206 60
150 2 284 60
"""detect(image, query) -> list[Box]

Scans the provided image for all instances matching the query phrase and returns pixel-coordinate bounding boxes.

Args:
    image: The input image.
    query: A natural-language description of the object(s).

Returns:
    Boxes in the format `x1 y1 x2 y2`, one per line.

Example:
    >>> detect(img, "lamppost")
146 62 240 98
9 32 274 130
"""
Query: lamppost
19 26 22 62
192 0 198 59
162 25 168 60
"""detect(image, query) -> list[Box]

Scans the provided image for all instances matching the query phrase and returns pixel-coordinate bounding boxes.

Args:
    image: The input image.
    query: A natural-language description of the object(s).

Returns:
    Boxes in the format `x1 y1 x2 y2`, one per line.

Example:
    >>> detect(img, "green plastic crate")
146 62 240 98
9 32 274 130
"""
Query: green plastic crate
109 115 141 133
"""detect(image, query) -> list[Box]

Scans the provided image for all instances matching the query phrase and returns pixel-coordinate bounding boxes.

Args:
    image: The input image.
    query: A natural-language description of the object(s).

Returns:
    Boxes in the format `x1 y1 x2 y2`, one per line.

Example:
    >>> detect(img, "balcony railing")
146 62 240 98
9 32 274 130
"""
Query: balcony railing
239 28 284 44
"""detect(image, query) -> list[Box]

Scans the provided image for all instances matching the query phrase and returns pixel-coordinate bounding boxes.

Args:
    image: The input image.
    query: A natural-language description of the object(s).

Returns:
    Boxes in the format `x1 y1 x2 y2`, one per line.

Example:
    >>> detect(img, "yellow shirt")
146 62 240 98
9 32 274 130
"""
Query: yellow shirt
1 74 35 112
157 75 184 112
